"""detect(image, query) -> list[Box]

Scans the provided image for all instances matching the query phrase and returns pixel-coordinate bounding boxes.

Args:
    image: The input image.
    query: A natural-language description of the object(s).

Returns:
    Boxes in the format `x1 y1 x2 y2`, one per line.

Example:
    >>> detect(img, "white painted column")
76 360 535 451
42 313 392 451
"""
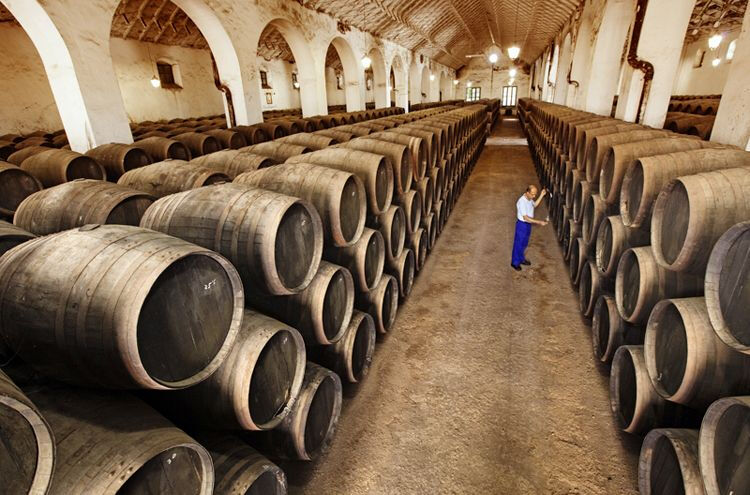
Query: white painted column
546 44 560 102
711 5 750 149
554 33 573 104
583 0 636 115
567 0 597 109
615 0 695 126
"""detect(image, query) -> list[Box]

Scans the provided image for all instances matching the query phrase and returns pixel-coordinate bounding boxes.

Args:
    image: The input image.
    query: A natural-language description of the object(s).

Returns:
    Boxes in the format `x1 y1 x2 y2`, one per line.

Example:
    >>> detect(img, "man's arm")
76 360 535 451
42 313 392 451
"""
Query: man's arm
534 189 547 208
523 215 547 226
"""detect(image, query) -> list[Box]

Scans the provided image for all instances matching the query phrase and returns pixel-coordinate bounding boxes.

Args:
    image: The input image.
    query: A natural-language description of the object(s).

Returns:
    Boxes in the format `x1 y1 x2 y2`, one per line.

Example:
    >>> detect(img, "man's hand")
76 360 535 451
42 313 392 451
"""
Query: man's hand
540 188 548 198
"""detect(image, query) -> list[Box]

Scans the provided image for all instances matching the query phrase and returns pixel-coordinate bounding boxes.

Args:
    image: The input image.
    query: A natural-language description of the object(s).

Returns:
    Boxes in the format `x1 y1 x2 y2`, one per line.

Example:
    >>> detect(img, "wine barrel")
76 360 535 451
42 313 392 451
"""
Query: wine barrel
287 148 394 216
118 160 229 198
230 125 270 145
267 119 301 135
398 189 422 236
85 143 152 180
568 237 587 287
592 295 644 363
423 212 437 250
141 183 322 295
609 345 698 435
387 127 437 172
27 386 213 494
162 310 306 430
699 396 750 495
335 124 370 136
638 429 704 495
19 149 105 187
644 297 750 408
249 261 353 346
355 273 399 334
652 167 750 273
585 130 670 183
339 138 413 198
0 225 243 389
579 261 613 318
373 204 406 262
615 247 704 325
311 310 376 383
598 137 708 206
0 220 35 257
417 177 433 217
195 434 286 495
172 132 221 157
14 139 52 152
562 218 581 261
243 142 309 162
236 162 366 248
324 227 384 292
363 132 427 182
315 129 354 142
12 178 152 235
571 180 591 224
581 193 611 250
386 247 415 300
248 362 342 460
621 149 750 230
0 370 55 495
0 161 43 218
135 136 191 161
204 129 247 149
429 166 444 204
595 215 650 278
410 227 428 272
278 133 337 150
256 123 288 140
189 150 276 178
705 221 750 354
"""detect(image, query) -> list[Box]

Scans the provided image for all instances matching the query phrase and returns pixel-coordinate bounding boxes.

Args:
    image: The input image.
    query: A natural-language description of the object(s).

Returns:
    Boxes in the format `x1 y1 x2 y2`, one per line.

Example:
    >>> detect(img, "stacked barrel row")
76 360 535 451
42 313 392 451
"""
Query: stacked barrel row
663 95 722 140
0 100 496 494
521 98 750 495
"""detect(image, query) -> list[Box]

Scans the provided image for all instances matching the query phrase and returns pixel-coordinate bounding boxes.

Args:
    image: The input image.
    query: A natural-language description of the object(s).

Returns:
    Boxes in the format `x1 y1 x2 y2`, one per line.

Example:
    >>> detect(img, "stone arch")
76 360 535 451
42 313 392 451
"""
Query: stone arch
327 36 363 112
420 65 431 102
439 71 450 101
390 53 408 110
409 56 422 106
368 46 387 109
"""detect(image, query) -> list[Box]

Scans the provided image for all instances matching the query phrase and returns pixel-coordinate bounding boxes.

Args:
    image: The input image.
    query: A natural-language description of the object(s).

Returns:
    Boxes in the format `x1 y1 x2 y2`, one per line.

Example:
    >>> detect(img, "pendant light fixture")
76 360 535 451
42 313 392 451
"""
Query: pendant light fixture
146 43 160 88
508 0 520 60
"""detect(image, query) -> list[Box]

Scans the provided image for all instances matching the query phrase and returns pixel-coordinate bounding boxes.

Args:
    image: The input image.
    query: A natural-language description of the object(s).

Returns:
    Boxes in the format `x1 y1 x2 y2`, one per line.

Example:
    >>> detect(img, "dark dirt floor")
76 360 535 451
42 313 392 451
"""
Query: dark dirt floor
283 117 641 494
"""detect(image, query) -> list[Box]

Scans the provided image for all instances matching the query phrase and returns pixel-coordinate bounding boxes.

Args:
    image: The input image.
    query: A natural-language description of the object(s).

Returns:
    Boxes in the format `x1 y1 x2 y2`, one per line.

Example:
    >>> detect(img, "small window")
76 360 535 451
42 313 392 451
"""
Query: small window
466 87 481 102
502 86 518 107
727 39 737 61
693 49 706 68
260 70 271 89
336 73 343 90
291 72 299 89
157 62 181 89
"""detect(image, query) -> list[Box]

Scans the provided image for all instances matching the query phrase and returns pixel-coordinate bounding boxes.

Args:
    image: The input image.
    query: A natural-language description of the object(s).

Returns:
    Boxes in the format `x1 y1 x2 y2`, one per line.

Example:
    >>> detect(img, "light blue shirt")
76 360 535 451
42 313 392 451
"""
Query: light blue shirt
517 195 534 222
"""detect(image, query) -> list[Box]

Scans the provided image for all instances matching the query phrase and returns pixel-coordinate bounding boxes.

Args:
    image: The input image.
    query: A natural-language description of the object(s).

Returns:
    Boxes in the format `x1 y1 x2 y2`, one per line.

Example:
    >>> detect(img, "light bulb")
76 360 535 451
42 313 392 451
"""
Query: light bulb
508 46 520 60
509 68 517 77
708 33 723 50
712 57 721 67
453 79 459 85
293 81 300 89
488 53 498 64
361 55 372 69
150 76 160 88
429 73 435 81
467 81 472 87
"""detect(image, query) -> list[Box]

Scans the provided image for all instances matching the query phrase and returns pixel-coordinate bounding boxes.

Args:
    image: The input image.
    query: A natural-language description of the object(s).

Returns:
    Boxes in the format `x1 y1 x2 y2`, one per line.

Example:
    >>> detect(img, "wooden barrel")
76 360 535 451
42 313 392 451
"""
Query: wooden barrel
562 218 581 261
579 260 613 319
249 261 353 346
417 177 433 217
118 159 229 198
388 127 438 170
311 310 376 383
256 123 287 140
386 247 415 300
137 130 169 140
0 220 35 258
705 221 750 354
141 183 322 295
166 126 195 138
586 130 670 182
0 370 55 495
0 225 243 389
243 142 310 163
27 386 213 494
609 345 698 435
287 148 394 216
410 227 428 272
355 273 399 334
324 227 384 292
162 310 306 430
173 132 221 157
15 138 52 151
644 297 750 408
315 129 354 142
398 189 422 236
0 161 43 218
595 215 650 279
135 136 191 161
408 122 449 156
638 429 704 495
599 137 708 207
699 396 750 495
195 434 286 495
571 180 591 224
592 295 644 363
615 247 704 325
19 149 105 187
230 125 270 145
189 150 276 178
423 212 437 250
278 132 338 150
85 143 152 180
248 362 342 460
267 119 301 135
365 131 428 181
335 124 370 136
373 204 406 262
14 179 153 235
339 138 413 198
581 192 611 250
568 237 587 287
429 166 444 203
204 129 247 149
236 162 366 248
652 167 750 274
621 149 750 229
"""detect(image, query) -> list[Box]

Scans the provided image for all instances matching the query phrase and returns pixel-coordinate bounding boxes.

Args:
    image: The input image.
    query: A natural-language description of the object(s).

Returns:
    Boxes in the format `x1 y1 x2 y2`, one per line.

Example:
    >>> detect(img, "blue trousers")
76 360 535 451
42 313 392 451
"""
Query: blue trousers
511 220 532 267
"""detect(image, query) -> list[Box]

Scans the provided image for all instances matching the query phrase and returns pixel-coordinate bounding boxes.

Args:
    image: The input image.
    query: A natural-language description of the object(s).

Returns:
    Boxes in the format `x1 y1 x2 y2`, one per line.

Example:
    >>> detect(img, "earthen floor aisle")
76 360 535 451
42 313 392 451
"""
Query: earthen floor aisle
284 118 640 494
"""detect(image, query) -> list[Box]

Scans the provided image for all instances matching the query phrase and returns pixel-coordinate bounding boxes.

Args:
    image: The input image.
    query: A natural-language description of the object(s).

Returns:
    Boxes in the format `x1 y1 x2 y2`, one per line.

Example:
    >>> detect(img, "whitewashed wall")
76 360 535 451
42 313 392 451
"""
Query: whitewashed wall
257 58 301 110
325 66 346 106
455 56 529 103
673 30 740 95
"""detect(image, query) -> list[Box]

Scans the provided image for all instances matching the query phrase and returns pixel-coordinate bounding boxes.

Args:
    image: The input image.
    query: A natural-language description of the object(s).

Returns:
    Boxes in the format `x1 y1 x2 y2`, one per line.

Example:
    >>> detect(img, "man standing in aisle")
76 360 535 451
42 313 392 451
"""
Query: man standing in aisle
511 185 547 271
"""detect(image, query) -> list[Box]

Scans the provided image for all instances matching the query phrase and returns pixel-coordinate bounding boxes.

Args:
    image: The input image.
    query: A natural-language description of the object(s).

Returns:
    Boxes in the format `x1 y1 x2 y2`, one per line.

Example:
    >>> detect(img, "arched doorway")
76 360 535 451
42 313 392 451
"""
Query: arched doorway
368 47 387 109
408 57 421 106
390 53 408 110
325 37 362 112
420 66 431 102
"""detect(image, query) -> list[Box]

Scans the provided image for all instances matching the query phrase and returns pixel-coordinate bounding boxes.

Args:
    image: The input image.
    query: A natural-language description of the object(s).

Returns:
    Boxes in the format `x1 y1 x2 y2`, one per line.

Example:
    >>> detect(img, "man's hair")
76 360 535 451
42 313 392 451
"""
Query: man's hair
526 185 537 193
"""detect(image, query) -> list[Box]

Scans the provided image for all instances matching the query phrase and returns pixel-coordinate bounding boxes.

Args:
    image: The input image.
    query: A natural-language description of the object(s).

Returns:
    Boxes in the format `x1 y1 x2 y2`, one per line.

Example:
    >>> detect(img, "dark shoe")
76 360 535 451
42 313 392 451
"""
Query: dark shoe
521 260 531 266
511 264 521 271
